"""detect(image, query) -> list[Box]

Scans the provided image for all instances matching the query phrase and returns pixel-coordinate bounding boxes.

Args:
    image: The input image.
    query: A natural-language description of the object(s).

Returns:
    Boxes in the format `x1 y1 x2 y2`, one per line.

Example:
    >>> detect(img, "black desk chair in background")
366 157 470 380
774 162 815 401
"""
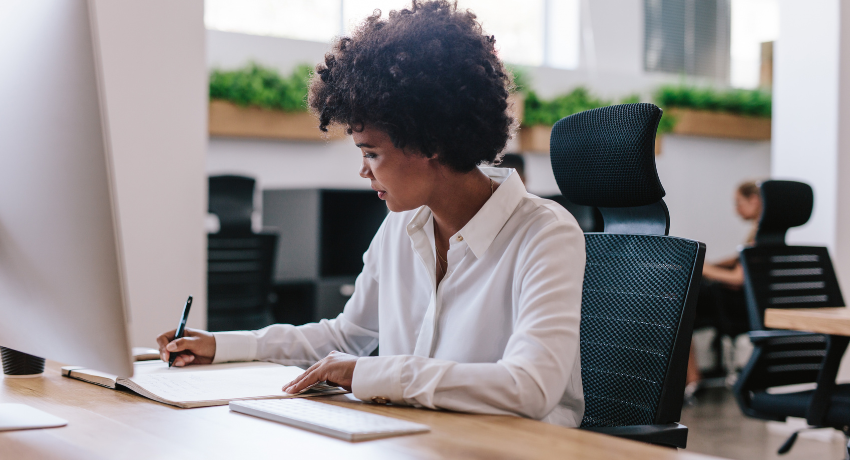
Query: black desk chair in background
551 103 706 448
209 175 256 235
733 180 850 456
207 175 278 332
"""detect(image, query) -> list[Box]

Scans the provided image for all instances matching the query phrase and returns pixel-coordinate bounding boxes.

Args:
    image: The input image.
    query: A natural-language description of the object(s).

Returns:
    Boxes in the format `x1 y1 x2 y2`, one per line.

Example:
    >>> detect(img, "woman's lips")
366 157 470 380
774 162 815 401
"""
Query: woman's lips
377 190 386 199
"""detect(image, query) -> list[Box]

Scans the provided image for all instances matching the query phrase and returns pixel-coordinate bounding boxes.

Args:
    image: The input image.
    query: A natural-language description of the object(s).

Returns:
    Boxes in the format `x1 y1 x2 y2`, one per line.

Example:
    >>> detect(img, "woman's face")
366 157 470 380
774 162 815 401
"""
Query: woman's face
353 126 439 212
735 191 762 221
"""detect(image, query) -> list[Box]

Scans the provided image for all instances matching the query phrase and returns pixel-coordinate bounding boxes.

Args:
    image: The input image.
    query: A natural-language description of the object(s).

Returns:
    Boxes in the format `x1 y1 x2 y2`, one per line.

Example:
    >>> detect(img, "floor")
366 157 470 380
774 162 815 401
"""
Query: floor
680 388 847 460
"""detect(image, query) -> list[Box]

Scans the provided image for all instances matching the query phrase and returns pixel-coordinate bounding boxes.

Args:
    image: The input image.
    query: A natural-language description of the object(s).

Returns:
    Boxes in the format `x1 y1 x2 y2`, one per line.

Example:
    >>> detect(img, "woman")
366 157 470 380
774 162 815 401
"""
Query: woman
700 181 762 286
686 181 762 392
158 1 585 426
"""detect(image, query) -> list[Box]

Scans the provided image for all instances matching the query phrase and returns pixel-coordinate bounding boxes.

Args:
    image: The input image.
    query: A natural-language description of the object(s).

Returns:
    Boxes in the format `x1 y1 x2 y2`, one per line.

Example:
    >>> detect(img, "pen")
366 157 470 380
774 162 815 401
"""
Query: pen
168 296 193 368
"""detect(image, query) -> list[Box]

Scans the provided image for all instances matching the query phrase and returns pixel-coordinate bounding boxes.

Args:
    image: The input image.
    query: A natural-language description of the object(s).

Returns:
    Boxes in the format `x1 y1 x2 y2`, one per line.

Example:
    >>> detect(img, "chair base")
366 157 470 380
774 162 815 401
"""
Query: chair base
582 422 688 449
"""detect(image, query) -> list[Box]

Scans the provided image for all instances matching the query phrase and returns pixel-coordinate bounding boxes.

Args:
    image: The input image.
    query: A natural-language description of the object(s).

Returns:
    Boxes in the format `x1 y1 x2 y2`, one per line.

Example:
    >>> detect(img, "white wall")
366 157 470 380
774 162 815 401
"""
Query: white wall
208 137 365 191
93 0 207 347
657 136 771 260
773 0 850 380
773 0 850 292
772 0 840 254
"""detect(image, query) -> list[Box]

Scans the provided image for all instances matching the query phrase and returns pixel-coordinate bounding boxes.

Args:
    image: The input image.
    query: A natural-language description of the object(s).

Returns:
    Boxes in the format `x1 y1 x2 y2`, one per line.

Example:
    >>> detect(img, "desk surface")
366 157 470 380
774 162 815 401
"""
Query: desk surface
764 307 850 336
0 362 723 460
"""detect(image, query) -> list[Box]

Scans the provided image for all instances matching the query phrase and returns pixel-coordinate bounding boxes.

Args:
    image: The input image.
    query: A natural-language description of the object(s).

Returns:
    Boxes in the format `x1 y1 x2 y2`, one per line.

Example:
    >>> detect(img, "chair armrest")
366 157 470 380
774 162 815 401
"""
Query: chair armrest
581 423 688 449
748 330 818 344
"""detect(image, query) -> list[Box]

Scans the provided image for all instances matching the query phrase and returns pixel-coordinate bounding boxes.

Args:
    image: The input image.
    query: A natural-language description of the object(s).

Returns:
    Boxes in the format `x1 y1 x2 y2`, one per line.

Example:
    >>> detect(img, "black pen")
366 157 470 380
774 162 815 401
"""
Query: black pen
168 296 193 368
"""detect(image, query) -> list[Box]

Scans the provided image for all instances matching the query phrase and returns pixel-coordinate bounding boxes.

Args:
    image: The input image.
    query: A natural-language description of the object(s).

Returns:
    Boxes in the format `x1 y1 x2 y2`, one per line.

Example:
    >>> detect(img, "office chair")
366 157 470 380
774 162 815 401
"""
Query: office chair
207 175 279 331
550 103 706 449
209 175 256 235
733 180 850 456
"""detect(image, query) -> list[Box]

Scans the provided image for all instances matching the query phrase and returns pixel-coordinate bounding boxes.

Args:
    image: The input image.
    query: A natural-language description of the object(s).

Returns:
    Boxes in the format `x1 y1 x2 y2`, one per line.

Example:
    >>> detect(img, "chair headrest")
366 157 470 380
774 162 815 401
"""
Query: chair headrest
756 180 814 245
209 175 256 235
550 103 665 208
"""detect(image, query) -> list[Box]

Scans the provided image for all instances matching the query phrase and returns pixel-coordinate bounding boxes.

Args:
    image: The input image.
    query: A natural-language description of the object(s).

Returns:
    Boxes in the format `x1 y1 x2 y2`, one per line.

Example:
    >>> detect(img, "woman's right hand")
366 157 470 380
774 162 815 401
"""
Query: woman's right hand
156 328 217 367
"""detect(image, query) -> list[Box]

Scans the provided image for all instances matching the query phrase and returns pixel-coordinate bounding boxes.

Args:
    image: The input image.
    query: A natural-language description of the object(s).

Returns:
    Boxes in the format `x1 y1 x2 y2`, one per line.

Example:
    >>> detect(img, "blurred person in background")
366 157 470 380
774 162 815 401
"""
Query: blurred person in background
686 181 762 397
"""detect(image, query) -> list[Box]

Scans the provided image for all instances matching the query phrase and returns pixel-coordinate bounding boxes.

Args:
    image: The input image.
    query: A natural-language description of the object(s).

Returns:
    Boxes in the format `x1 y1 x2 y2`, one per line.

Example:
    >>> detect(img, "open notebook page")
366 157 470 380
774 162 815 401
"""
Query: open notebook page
64 361 347 408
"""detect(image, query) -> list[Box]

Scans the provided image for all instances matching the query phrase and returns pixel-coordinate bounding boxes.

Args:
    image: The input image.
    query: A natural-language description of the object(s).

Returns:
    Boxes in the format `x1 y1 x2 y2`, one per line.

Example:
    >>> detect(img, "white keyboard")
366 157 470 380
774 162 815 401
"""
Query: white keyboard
229 399 430 441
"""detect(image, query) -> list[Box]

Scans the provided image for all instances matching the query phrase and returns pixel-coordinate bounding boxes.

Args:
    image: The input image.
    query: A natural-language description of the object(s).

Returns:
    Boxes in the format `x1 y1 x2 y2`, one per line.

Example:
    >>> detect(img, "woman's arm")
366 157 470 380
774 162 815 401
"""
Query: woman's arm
711 255 740 269
701 262 744 287
209 219 386 366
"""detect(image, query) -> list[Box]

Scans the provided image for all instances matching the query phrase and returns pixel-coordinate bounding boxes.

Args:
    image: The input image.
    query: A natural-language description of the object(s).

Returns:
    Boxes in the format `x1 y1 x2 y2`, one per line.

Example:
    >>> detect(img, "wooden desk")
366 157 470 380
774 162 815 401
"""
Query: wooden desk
0 362 723 460
764 307 850 336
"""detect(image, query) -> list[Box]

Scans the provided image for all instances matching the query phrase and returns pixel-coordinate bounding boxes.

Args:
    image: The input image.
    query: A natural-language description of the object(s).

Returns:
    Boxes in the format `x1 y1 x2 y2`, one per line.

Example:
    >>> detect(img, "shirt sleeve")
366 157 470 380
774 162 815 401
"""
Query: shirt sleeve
211 218 385 366
351 218 585 422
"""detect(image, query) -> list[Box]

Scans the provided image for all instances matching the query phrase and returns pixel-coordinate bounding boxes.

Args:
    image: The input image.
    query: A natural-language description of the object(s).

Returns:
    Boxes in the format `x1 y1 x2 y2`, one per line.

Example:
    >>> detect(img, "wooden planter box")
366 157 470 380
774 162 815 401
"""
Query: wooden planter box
518 124 552 154
655 108 771 154
208 99 345 141
518 108 771 155
665 108 771 141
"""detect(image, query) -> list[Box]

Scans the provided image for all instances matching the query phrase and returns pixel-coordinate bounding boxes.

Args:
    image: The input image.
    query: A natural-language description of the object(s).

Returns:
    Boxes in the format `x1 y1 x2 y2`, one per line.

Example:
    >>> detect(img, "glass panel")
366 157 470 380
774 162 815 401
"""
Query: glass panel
205 0 341 43
546 0 580 69
205 0 580 70
730 0 779 88
341 0 409 32
462 0 544 66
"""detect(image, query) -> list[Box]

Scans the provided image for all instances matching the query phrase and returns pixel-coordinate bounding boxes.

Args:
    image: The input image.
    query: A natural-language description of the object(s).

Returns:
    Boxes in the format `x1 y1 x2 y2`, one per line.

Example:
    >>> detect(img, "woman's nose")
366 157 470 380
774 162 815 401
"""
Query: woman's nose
359 159 371 179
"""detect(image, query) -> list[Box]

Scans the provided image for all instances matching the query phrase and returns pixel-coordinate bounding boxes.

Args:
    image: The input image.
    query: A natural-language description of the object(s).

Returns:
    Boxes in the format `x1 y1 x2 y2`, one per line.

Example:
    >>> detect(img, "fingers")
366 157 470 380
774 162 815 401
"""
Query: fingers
166 337 198 353
156 329 177 361
284 369 320 395
156 330 176 348
283 360 323 394
282 351 354 394
171 353 195 368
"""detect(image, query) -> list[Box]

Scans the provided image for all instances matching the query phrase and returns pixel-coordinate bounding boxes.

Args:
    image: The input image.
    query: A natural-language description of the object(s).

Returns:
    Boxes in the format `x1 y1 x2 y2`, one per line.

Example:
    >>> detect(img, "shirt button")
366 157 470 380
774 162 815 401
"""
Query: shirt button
457 235 464 242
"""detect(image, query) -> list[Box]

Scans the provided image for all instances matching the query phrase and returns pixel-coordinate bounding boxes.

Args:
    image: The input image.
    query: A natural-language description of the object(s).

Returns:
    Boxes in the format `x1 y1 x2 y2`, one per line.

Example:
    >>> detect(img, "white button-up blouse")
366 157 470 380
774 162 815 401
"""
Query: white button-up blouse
212 167 586 426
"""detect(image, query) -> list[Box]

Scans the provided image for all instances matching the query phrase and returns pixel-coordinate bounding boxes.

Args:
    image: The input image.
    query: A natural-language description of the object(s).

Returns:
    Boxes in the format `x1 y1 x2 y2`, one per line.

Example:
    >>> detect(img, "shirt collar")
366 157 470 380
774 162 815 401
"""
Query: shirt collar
405 167 527 258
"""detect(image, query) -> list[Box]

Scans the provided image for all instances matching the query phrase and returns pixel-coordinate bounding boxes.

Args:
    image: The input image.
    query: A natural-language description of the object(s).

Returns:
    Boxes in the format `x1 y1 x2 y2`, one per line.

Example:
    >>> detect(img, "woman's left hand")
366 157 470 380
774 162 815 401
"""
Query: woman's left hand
283 351 359 394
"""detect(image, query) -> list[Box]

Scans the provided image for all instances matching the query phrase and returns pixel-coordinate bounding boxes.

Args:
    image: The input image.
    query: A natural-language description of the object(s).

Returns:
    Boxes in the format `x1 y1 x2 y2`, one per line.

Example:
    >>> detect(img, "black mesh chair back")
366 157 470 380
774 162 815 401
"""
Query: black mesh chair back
754 180 813 246
734 180 850 440
207 233 277 331
741 246 844 330
580 233 702 427
551 103 705 447
738 332 828 397
739 180 843 329
209 175 256 235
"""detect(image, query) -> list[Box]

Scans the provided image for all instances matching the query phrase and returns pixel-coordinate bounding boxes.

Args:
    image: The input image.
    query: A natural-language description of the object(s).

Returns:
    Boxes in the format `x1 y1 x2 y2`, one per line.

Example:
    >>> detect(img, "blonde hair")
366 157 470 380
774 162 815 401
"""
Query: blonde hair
738 180 761 245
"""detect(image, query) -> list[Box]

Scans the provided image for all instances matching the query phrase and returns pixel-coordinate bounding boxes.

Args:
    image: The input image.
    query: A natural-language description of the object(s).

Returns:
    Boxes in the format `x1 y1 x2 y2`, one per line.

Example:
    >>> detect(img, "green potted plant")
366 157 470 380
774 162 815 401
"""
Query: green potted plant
654 84 772 143
208 63 344 141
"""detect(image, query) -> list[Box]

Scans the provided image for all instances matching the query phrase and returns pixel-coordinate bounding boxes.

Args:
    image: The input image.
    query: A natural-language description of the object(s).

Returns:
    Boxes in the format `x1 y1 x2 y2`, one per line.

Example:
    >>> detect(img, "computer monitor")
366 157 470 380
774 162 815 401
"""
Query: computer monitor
0 0 133 385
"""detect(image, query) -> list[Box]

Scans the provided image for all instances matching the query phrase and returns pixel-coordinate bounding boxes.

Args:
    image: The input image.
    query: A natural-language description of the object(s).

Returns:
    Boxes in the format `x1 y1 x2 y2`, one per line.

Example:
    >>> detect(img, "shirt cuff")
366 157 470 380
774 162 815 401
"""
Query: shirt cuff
212 331 258 363
351 355 405 404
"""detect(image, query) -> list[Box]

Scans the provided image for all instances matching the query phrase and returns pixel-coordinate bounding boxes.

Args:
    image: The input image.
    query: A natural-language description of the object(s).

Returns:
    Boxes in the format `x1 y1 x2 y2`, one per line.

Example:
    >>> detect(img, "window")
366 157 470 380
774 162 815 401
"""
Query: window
644 0 731 81
205 0 580 69
205 0 342 44
729 0 778 88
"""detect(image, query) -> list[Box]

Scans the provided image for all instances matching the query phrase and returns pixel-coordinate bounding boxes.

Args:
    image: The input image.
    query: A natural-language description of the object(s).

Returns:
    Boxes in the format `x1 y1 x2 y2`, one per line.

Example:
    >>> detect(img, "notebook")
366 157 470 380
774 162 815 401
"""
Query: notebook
61 360 347 409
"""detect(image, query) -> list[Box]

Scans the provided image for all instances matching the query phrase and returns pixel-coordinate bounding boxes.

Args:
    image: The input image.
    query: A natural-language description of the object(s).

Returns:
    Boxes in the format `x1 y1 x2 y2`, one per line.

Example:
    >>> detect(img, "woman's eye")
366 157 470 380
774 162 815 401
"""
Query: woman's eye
363 153 377 159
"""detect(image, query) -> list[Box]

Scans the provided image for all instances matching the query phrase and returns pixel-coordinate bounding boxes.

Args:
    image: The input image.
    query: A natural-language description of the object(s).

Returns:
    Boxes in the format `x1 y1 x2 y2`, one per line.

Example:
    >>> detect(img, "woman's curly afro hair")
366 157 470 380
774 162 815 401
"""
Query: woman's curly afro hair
308 0 515 173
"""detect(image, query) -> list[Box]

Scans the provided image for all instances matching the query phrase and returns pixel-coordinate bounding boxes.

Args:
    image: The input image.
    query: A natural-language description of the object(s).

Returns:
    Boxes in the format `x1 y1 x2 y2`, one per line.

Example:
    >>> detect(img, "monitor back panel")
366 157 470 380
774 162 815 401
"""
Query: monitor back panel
0 0 132 376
